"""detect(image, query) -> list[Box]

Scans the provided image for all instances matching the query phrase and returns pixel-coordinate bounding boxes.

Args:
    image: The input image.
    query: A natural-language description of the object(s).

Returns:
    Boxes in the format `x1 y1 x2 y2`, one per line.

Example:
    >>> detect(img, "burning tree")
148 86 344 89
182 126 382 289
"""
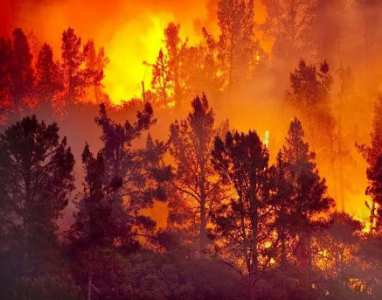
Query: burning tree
35 43 64 109
203 0 265 98
61 28 103 108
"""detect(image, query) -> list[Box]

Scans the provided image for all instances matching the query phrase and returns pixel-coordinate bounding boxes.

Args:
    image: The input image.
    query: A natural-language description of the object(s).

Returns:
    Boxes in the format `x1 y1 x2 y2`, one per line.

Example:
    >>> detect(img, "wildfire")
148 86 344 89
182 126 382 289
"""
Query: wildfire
264 130 270 148
103 13 174 104
0 0 374 226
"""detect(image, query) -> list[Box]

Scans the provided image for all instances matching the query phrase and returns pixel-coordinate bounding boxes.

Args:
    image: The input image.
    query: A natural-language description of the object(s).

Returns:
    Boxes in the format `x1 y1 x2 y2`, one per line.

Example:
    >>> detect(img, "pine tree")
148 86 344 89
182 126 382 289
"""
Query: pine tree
204 0 264 96
168 94 225 251
180 44 223 108
35 43 63 107
61 28 103 108
84 39 109 104
0 115 74 280
0 37 12 117
70 104 170 299
211 129 271 299
73 144 125 248
261 0 315 69
70 143 130 300
286 60 336 193
164 23 188 113
366 154 382 233
150 49 173 108
269 151 294 269
282 118 334 292
8 28 35 110
27 30 41 67
94 103 169 240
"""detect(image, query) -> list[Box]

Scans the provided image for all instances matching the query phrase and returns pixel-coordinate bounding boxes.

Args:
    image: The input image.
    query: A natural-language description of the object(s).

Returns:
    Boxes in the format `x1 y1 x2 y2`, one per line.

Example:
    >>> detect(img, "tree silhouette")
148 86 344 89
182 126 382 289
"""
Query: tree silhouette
0 115 74 283
61 28 103 108
150 49 173 108
94 103 169 240
164 23 188 113
211 129 270 299
84 39 109 104
35 43 63 109
286 60 335 151
269 151 294 269
168 94 226 251
204 0 264 96
0 37 12 117
8 28 35 110
282 118 334 293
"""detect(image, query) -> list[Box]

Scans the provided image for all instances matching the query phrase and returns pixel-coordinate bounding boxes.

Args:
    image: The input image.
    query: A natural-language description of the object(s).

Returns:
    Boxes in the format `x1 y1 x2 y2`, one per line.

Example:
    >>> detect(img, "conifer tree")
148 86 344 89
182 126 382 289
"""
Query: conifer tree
286 60 335 149
164 23 188 112
169 94 225 251
269 151 294 269
0 115 74 281
211 129 271 299
0 37 12 116
365 154 382 233
286 59 336 200
180 44 223 108
282 118 333 292
309 0 346 64
70 104 170 299
204 0 264 95
61 28 103 107
73 144 125 248
93 103 170 240
35 43 63 107
150 49 173 108
84 39 109 104
8 28 35 110
336 64 354 212
261 0 315 67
